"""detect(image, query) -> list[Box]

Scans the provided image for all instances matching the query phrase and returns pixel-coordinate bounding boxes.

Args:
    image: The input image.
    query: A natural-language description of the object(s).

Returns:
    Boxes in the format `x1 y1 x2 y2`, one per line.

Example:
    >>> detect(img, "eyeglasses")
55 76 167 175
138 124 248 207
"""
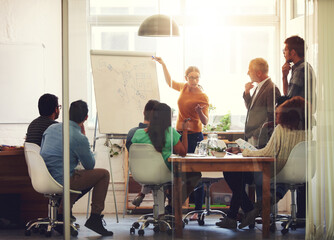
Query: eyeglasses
282 48 289 54
58 105 62 110
187 76 200 80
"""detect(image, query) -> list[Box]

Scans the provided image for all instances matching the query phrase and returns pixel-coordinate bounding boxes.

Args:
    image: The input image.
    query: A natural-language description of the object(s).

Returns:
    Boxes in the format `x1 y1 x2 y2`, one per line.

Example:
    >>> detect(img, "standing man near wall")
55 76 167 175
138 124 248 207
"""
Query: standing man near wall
282 35 316 107
282 35 316 224
26 93 60 146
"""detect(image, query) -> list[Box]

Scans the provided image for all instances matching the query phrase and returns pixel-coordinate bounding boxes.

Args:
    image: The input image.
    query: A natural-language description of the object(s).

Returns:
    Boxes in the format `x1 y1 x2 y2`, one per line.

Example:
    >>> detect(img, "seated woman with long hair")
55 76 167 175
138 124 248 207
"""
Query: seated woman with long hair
217 96 307 229
239 96 306 228
131 102 201 207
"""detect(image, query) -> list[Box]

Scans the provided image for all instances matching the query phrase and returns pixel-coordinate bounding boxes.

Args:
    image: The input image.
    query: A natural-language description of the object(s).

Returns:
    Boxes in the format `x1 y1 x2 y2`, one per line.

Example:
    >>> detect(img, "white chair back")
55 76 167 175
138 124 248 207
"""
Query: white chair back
129 143 171 185
24 142 64 194
275 141 316 184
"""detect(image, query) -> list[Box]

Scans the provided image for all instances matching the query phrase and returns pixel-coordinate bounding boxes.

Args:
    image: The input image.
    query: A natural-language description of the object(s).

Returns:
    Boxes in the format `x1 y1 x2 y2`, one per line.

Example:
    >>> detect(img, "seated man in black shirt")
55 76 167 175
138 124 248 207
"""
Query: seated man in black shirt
26 93 60 146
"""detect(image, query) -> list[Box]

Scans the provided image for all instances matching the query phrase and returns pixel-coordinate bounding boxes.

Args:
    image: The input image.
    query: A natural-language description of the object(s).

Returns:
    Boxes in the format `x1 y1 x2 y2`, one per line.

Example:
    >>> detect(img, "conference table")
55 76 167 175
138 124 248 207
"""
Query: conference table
168 154 274 238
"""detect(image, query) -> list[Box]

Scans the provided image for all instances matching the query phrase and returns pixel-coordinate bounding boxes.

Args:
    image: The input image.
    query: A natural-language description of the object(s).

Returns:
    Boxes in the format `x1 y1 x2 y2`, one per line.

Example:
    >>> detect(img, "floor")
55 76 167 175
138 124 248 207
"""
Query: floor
0 214 305 240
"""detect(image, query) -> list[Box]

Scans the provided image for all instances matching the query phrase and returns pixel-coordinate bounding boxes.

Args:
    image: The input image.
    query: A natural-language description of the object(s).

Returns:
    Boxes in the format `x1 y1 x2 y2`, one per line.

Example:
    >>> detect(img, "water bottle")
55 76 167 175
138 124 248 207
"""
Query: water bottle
207 133 218 155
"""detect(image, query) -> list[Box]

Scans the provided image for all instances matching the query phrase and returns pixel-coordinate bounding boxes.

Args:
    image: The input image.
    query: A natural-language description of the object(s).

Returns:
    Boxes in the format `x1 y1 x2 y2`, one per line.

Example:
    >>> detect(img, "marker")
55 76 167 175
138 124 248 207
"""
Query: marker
152 56 156 59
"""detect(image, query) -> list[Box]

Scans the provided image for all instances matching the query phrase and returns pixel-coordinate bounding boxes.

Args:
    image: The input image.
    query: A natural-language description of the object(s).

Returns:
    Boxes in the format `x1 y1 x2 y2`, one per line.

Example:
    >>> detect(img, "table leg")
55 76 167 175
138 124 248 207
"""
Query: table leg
172 162 183 238
262 164 271 238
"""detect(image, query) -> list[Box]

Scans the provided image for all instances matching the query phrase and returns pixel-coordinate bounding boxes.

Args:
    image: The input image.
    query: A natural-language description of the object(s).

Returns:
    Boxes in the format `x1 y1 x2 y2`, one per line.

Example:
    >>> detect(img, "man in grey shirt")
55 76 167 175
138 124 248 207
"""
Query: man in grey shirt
282 35 316 109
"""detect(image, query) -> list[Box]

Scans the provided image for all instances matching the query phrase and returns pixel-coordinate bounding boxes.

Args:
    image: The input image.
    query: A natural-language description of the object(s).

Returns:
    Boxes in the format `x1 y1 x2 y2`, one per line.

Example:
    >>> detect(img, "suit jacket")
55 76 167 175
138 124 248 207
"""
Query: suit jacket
243 79 281 146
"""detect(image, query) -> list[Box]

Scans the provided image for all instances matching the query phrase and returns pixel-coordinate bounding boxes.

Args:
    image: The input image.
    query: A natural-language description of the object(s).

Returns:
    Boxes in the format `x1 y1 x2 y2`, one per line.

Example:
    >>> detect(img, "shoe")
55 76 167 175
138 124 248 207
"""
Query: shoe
190 213 199 221
132 194 145 207
238 208 259 229
85 214 113 236
215 217 237 229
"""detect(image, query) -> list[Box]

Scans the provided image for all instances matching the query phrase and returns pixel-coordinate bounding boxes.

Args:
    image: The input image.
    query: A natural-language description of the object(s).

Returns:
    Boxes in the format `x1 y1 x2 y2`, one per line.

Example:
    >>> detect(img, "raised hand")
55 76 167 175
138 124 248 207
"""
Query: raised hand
245 82 254 94
282 61 291 78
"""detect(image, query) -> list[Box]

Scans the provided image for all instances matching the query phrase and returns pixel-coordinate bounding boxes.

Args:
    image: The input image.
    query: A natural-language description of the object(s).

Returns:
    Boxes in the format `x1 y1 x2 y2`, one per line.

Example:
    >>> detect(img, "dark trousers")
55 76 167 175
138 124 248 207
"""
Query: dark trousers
180 132 204 210
297 184 306 218
223 171 254 219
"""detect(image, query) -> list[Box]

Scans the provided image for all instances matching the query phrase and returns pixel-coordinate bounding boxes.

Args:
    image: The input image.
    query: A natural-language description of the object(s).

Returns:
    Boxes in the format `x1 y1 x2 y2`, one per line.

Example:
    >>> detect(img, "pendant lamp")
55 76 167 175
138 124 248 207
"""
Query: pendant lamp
138 14 180 37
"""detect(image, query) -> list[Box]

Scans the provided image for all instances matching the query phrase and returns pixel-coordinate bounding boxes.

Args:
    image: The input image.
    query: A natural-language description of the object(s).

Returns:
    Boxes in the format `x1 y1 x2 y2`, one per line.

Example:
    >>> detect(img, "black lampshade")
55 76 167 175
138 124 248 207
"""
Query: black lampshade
138 14 180 37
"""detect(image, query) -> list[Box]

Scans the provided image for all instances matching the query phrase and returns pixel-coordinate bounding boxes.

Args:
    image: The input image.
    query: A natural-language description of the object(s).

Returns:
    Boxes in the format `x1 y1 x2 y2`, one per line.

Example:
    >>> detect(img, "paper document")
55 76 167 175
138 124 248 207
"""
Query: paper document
235 138 257 151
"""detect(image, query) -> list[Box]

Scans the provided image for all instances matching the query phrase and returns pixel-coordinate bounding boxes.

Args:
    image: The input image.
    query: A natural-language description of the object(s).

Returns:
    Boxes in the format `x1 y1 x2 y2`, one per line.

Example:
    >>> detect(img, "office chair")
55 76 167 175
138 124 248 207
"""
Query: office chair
183 139 227 226
128 143 174 236
273 141 316 234
24 142 81 237
182 172 227 226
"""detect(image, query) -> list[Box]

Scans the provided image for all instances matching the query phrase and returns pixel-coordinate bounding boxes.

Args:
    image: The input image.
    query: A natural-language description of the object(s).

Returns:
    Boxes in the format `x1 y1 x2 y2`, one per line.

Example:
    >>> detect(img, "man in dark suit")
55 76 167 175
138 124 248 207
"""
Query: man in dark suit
244 58 281 148
217 58 281 229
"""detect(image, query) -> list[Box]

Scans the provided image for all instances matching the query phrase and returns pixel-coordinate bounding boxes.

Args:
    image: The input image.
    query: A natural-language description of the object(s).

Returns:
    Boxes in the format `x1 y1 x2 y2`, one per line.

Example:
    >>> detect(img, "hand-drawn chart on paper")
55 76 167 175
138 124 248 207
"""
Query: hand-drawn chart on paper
91 50 160 134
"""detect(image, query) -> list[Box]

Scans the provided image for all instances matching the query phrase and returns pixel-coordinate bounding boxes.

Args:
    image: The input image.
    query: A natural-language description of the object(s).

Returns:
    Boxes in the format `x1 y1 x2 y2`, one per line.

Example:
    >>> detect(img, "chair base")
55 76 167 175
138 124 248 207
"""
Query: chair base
130 213 175 236
24 194 79 237
130 185 175 236
25 217 79 237
183 208 226 226
183 179 227 226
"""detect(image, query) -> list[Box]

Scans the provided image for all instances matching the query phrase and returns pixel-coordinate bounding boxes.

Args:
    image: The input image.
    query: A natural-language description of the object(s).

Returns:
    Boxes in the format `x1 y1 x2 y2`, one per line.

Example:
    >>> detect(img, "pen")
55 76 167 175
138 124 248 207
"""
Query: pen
152 56 156 59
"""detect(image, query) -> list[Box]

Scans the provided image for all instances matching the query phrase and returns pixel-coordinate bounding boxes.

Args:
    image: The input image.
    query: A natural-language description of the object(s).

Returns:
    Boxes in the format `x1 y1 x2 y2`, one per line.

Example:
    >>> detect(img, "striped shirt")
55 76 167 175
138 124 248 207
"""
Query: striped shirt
25 116 57 146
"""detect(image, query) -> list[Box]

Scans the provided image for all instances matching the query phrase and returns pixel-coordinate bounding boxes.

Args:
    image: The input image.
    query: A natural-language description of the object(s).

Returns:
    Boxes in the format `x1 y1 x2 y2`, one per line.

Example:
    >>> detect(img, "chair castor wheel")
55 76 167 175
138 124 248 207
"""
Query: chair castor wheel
249 223 255 229
130 227 135 234
269 223 276 232
198 215 205 226
167 228 173 235
45 231 52 237
39 226 46 234
281 228 289 235
132 222 140 229
24 229 31 236
153 225 160 233
138 229 145 236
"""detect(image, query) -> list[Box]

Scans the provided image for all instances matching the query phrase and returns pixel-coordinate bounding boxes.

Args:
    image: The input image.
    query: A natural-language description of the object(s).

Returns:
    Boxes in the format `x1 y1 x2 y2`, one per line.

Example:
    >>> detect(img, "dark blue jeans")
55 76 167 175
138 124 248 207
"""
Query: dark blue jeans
180 132 204 210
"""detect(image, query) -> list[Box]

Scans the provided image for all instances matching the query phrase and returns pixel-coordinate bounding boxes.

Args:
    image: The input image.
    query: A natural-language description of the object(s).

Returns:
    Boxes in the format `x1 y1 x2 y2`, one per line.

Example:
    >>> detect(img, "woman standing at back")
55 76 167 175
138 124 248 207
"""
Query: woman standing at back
154 57 209 218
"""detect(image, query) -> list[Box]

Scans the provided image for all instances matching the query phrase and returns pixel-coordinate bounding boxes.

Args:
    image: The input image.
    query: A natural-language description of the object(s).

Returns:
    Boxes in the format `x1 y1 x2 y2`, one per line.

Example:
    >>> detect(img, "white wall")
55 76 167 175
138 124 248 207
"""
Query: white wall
0 0 125 214
0 0 62 145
